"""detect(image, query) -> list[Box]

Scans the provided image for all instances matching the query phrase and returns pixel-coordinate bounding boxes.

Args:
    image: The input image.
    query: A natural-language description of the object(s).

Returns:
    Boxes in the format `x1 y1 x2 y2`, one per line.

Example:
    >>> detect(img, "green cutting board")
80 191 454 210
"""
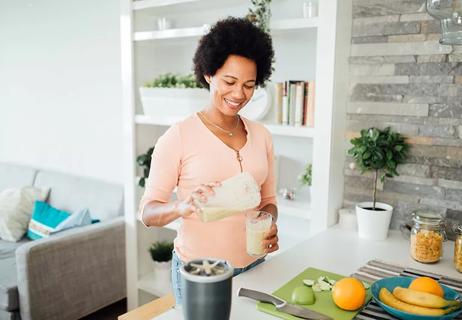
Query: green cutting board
257 267 372 320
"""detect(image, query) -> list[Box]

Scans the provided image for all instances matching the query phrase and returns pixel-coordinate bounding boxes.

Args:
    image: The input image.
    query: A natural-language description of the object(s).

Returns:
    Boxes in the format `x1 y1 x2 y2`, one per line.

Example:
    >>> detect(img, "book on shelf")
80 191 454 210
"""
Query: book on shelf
294 82 304 127
274 83 283 124
288 82 297 126
304 81 315 128
273 80 315 128
281 82 289 125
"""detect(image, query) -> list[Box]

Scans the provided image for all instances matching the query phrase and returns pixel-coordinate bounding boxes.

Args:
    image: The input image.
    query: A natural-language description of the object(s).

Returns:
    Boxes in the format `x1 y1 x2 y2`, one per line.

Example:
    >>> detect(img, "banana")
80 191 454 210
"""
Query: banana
392 287 461 309
379 288 456 316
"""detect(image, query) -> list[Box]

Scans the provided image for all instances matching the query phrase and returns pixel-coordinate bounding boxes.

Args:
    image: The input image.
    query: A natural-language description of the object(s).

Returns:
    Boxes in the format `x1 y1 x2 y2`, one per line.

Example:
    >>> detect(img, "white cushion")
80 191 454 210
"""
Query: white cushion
0 187 49 242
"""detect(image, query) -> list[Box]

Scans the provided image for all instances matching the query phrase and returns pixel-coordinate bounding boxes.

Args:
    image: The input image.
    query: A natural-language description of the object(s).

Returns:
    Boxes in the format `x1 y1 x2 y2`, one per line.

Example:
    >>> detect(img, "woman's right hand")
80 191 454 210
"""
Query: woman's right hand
176 182 221 217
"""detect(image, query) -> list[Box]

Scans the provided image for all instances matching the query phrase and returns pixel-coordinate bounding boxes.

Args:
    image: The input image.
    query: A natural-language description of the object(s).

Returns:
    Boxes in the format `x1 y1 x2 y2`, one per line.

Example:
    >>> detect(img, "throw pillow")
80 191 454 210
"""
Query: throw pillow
27 201 70 240
0 187 50 242
50 208 94 234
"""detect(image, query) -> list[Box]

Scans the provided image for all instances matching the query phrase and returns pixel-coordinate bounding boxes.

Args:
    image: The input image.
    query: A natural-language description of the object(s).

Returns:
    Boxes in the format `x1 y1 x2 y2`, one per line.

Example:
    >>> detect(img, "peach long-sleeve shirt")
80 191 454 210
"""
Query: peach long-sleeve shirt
139 113 277 268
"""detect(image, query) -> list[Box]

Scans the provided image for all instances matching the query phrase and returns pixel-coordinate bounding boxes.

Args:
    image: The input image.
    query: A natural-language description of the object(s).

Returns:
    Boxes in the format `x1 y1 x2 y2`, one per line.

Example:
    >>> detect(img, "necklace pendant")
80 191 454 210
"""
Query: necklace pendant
228 132 233 137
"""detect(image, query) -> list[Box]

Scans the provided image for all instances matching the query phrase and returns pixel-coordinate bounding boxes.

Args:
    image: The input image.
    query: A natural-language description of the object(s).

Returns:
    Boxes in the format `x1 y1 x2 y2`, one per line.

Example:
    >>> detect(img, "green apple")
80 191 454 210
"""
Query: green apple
291 286 315 305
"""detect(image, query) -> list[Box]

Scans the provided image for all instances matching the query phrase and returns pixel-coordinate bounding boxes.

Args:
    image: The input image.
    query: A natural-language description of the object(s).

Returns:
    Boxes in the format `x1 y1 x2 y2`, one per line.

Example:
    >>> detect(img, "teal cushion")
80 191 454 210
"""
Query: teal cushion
50 208 97 234
27 201 70 240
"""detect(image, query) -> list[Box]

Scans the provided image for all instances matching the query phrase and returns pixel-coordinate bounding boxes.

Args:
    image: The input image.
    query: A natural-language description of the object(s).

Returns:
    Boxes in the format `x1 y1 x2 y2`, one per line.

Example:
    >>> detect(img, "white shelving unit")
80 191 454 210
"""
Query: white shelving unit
121 0 351 309
133 18 318 42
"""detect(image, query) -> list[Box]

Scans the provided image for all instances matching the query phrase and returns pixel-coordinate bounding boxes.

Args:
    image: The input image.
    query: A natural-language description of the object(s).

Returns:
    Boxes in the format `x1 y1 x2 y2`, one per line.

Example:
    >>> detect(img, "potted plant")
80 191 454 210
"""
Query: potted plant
348 127 409 240
246 0 275 73
246 0 272 33
136 146 154 188
148 241 174 290
139 73 209 119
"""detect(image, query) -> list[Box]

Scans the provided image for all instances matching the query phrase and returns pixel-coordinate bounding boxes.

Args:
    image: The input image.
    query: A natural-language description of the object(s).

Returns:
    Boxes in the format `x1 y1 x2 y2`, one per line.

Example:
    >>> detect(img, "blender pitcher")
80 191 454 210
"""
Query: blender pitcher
180 258 234 320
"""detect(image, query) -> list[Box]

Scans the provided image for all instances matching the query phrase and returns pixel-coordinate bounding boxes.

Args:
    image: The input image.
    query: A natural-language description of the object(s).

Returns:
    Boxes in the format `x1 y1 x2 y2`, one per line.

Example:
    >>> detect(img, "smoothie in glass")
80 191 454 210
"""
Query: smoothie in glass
246 211 272 257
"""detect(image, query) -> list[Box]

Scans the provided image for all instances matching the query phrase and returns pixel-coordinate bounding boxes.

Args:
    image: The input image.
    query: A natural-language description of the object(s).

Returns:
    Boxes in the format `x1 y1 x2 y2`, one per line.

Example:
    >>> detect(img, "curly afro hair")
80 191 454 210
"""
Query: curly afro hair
193 17 274 90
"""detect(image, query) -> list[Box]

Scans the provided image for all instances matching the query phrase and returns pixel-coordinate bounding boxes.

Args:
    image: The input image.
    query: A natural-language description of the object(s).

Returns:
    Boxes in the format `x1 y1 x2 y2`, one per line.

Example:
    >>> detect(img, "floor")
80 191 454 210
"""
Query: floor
79 299 127 320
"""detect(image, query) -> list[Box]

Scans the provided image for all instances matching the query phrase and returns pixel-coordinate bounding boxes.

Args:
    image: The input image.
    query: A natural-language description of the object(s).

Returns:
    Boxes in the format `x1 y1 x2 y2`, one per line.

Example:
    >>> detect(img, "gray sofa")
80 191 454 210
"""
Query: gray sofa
0 163 126 320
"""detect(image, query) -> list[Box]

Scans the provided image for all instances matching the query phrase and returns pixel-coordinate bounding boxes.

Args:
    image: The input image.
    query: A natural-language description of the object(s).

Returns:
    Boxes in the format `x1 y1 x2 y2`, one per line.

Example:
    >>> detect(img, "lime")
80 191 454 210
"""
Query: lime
291 286 315 305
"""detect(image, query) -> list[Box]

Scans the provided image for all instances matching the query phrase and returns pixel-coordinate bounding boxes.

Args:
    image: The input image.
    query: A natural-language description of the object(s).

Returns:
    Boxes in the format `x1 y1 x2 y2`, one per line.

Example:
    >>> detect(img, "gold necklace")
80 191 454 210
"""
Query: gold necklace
199 112 240 137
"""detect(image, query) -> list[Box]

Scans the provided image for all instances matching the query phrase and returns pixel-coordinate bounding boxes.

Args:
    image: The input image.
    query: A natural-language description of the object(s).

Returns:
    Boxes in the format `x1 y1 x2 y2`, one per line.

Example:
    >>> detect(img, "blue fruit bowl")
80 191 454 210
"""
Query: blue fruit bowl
371 276 462 320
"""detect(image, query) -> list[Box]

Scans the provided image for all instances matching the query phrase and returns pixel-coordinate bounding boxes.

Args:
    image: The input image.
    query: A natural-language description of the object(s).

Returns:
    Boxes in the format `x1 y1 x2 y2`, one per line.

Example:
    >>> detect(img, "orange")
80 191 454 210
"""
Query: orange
332 277 366 311
409 277 444 298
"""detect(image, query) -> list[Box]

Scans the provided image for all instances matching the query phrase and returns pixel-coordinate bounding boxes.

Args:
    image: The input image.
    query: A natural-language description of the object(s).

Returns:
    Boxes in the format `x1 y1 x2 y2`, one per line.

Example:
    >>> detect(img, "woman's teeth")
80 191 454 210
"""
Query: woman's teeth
225 99 240 107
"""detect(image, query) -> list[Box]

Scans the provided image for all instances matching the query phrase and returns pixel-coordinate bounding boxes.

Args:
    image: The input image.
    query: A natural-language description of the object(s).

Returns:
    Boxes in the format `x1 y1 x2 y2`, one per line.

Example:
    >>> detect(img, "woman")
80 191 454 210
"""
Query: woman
139 17 278 305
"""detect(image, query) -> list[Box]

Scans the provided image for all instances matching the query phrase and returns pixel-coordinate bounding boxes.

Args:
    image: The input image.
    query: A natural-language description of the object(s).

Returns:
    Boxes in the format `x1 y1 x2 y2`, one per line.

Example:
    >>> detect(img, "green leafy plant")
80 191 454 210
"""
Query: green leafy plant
144 73 200 88
348 127 409 210
298 163 312 187
246 0 275 76
148 241 174 263
246 0 272 33
136 146 154 188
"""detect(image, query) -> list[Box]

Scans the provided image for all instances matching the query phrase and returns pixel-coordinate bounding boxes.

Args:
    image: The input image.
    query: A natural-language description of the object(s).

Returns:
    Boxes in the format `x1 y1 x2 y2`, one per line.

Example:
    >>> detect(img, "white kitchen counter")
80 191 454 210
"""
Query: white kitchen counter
156 225 462 319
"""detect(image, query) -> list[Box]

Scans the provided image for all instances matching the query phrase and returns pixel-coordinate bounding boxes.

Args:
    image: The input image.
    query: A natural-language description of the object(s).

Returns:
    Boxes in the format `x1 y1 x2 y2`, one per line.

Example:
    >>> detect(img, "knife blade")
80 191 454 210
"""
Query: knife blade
238 287 333 320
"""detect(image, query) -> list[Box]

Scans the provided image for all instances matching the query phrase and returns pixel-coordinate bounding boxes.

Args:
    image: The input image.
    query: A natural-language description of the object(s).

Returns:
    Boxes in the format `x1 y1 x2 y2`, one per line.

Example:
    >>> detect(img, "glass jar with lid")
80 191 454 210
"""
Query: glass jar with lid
410 210 446 263
454 225 462 272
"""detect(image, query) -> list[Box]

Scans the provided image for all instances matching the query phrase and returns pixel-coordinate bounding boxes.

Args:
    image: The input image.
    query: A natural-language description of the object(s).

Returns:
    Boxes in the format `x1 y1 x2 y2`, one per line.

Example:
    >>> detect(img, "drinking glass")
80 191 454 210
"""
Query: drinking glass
246 211 272 258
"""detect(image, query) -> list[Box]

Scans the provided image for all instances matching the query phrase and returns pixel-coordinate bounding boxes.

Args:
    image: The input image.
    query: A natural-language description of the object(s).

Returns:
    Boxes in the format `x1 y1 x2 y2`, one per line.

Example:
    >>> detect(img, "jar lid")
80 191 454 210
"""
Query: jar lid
412 210 443 225
456 225 462 234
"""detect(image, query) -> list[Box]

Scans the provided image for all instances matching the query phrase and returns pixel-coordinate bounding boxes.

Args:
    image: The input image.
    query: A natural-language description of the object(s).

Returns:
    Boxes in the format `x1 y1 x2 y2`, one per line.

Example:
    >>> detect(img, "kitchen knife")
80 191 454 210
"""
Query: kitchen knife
238 287 333 320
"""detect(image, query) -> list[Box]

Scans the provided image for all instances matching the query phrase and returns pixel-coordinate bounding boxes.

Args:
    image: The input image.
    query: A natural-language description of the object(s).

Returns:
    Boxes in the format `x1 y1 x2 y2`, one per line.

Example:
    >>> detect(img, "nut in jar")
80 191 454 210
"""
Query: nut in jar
454 225 462 272
409 210 446 264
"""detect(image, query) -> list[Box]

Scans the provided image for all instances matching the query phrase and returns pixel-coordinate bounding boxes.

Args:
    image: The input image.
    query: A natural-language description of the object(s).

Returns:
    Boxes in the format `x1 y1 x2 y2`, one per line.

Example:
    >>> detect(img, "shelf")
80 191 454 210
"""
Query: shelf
133 0 199 10
264 124 315 138
134 18 318 42
138 271 171 297
132 0 249 11
278 197 311 219
134 25 208 41
271 18 319 31
136 115 315 138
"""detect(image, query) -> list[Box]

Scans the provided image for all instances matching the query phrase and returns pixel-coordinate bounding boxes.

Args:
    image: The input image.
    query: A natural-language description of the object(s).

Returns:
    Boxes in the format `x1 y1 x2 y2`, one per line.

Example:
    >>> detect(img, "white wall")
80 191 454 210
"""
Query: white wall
0 0 123 184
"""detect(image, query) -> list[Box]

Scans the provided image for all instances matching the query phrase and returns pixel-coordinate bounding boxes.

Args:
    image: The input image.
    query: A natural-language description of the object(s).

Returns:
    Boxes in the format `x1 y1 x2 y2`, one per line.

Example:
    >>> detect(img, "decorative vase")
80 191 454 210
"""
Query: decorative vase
356 202 393 241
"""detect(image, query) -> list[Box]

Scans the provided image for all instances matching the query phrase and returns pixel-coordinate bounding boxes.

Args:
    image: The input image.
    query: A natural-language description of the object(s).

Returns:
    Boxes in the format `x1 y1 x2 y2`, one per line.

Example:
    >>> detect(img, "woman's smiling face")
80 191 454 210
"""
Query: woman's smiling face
205 54 257 116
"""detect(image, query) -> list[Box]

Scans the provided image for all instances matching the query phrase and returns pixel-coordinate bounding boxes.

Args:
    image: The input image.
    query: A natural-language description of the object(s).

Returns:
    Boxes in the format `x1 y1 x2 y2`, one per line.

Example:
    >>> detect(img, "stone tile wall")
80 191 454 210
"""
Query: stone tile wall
344 0 462 237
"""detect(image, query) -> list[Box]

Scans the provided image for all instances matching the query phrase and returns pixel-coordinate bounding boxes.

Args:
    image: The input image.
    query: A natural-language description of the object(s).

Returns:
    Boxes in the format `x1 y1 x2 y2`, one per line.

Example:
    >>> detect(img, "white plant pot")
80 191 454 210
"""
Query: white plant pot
356 202 393 241
153 260 172 286
139 87 209 119
300 186 311 203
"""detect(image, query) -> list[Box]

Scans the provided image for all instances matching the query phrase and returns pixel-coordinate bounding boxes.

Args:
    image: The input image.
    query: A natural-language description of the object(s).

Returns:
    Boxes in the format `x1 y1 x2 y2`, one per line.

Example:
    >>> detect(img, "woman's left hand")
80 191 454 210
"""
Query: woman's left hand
262 223 279 254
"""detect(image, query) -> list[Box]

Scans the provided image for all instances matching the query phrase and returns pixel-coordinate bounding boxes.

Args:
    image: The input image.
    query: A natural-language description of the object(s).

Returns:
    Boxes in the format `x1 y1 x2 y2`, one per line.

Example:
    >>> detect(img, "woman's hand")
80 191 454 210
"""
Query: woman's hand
262 223 279 253
176 182 221 217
